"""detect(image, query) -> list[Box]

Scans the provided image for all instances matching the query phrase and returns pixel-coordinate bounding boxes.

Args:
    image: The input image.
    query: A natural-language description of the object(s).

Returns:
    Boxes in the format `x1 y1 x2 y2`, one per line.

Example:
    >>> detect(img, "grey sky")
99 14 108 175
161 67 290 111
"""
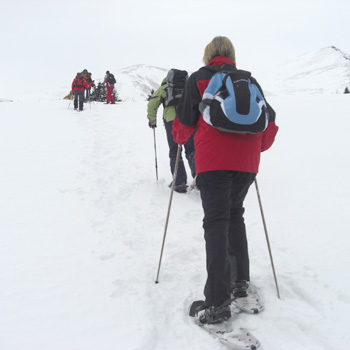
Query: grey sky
1 0 349 95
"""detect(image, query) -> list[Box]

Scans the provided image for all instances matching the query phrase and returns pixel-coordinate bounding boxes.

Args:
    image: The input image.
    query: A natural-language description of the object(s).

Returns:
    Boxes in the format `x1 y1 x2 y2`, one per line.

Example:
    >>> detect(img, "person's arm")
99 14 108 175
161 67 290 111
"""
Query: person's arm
147 86 165 125
261 103 278 152
83 80 91 89
251 77 279 152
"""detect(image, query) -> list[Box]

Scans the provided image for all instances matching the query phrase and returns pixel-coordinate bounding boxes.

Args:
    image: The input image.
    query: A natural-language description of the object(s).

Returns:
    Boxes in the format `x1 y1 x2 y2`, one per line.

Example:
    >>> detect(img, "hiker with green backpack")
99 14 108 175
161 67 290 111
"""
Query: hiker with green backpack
147 70 196 193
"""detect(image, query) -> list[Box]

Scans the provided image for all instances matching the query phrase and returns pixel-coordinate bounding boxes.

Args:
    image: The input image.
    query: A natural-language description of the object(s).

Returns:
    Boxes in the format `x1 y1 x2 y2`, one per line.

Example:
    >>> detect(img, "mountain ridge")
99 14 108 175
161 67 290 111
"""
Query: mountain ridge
91 46 350 101
256 46 350 95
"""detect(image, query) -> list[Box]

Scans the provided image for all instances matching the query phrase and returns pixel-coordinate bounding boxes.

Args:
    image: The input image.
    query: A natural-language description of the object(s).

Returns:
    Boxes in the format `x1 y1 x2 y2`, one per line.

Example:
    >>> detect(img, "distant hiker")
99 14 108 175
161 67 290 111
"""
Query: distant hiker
344 87 350 94
172 36 278 324
81 69 89 102
81 69 89 80
104 71 116 104
85 72 95 102
71 73 91 111
147 72 196 193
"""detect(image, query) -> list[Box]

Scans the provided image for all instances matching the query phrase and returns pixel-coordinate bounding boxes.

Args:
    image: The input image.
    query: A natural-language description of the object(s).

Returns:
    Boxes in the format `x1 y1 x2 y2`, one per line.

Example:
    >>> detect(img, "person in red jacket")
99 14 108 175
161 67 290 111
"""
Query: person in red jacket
104 71 116 104
172 36 278 324
71 73 91 111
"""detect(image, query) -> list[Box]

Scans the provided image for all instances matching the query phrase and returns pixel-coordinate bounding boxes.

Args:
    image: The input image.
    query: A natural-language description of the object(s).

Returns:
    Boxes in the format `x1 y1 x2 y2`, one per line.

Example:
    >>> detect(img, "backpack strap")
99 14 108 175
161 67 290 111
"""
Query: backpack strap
222 69 251 85
199 98 211 114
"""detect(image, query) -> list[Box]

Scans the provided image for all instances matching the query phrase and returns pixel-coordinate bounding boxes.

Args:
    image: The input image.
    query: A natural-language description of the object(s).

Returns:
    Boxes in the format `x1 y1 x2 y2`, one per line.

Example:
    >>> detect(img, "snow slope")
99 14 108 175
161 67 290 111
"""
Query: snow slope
259 46 350 95
115 64 169 102
0 92 350 350
85 65 169 103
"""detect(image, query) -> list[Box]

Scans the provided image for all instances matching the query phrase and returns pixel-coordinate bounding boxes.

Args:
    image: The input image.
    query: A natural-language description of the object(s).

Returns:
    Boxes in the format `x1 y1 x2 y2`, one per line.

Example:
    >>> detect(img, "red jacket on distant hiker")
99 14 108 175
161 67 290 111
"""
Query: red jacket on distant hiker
71 73 91 91
104 71 116 104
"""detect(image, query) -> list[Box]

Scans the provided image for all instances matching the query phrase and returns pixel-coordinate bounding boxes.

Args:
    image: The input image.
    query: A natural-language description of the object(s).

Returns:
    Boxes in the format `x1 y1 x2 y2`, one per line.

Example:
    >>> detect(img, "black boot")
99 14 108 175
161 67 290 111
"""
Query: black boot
174 183 188 193
168 182 188 193
231 281 249 298
199 303 231 324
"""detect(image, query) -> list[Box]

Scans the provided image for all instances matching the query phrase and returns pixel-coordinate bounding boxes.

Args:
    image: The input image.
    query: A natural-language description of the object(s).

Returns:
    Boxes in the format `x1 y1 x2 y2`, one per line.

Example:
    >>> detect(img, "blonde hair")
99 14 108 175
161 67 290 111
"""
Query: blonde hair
203 36 236 65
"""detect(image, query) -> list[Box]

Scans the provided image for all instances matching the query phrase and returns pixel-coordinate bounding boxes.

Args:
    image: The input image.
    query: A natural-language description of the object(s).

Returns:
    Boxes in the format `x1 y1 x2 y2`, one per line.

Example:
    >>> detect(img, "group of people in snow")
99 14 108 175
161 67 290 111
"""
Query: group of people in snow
147 36 278 325
71 70 116 111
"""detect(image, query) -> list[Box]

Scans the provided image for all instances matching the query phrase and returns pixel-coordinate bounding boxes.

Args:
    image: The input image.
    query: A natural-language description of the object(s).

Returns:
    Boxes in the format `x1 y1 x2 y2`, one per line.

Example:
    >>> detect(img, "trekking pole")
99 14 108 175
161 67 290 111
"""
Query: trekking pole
254 178 281 299
88 89 92 109
155 144 182 283
153 128 159 181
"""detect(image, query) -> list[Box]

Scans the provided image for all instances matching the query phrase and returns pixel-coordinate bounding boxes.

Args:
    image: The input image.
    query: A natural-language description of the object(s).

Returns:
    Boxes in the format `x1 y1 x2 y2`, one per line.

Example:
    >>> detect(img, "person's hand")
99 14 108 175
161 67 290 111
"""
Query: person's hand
148 122 157 129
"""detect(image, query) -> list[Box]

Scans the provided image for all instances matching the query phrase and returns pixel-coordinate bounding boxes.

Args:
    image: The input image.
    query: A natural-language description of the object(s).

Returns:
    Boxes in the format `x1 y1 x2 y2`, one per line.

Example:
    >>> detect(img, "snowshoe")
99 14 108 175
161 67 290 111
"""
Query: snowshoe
231 283 264 314
189 300 231 324
189 300 261 349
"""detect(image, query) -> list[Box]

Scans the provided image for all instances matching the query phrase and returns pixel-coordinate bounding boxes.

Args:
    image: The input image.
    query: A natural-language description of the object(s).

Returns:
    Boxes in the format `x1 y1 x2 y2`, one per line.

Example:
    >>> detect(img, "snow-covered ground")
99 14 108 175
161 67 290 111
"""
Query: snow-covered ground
0 93 350 350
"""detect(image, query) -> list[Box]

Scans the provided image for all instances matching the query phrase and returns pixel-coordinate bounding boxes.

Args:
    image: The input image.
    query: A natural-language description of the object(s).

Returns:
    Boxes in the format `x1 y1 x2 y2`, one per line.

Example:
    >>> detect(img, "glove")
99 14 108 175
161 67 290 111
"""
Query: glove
148 122 157 129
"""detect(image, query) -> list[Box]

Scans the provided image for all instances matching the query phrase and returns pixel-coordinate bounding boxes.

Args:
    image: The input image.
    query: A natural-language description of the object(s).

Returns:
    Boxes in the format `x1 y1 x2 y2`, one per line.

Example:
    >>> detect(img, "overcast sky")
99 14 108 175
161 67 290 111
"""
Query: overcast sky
1 0 350 96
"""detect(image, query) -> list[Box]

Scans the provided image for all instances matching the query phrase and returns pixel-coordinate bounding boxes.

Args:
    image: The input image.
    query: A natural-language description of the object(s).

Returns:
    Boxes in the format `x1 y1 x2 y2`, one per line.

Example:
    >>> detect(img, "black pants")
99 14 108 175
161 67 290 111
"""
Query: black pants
197 170 256 307
74 90 84 110
164 120 196 185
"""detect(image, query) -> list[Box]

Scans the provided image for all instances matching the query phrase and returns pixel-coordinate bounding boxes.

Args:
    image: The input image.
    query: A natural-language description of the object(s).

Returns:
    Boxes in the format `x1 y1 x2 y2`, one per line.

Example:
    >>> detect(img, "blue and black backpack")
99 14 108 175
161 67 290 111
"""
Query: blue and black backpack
199 66 269 134
108 73 116 85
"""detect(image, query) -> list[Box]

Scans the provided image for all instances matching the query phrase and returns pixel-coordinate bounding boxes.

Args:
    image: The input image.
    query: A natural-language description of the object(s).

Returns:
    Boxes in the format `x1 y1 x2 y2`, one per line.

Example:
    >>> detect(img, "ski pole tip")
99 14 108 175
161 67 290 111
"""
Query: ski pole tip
155 280 159 284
